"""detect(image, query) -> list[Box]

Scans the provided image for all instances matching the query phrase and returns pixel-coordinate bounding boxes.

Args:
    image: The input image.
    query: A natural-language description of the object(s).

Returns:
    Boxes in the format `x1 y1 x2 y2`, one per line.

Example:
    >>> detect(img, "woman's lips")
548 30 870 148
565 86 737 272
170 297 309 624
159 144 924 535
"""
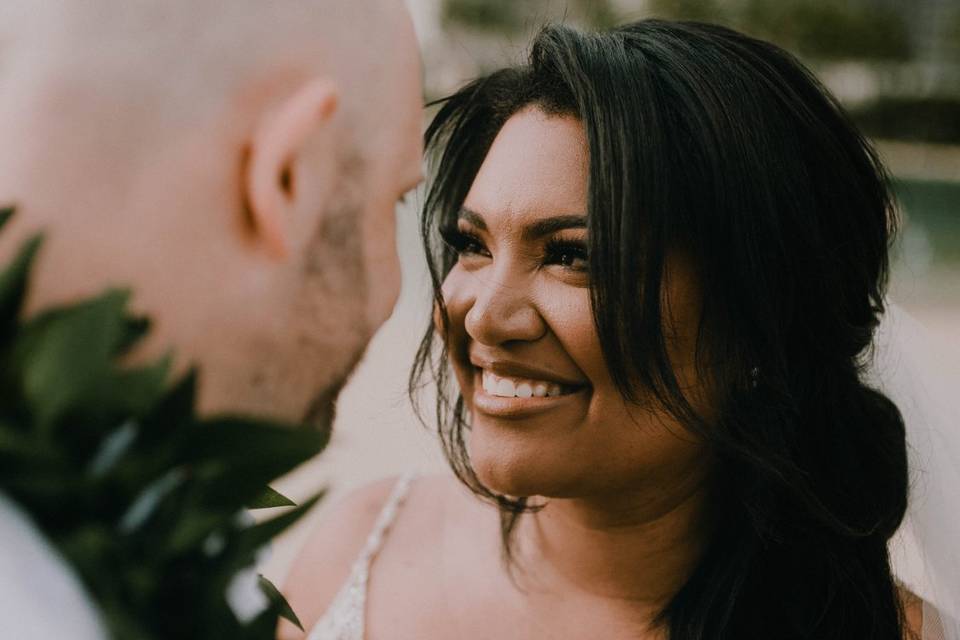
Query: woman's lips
471 368 588 418
468 355 587 389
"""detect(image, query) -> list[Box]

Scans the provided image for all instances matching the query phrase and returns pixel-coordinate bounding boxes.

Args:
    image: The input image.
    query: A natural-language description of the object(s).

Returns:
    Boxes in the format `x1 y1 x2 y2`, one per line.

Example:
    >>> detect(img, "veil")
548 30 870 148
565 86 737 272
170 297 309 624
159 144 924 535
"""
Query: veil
869 303 960 639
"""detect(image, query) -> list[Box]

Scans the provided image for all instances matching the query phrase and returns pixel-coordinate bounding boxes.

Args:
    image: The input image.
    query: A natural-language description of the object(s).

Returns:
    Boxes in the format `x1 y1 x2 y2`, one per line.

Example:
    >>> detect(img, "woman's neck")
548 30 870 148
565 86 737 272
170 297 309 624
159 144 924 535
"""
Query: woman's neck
515 475 711 622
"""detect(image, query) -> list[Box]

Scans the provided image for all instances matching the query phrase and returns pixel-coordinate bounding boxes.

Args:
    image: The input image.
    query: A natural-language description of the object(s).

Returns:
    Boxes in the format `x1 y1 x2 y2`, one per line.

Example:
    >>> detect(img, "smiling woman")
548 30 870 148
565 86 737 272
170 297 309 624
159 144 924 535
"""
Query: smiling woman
281 19 945 640
436 109 710 506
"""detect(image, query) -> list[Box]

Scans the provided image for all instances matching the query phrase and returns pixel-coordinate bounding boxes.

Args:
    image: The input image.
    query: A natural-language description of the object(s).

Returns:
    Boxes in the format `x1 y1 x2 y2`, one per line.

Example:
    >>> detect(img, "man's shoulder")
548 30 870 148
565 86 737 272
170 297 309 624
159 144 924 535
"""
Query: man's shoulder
0 493 106 639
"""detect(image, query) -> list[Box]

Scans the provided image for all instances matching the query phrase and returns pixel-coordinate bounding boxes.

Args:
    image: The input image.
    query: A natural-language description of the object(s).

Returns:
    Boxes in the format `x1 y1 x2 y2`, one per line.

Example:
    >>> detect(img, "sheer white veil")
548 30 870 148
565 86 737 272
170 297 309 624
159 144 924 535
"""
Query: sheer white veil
870 303 960 638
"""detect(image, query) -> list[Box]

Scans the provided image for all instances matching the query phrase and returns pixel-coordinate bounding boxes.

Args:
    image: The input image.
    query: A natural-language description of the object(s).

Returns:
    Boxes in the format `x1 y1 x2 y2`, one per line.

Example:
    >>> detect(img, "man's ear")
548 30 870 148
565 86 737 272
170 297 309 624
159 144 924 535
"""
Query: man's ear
244 79 339 259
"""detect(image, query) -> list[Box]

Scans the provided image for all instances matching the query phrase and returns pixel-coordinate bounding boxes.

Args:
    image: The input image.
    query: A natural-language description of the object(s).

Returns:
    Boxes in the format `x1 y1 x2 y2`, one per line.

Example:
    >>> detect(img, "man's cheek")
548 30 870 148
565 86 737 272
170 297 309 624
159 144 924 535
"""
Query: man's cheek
363 224 401 331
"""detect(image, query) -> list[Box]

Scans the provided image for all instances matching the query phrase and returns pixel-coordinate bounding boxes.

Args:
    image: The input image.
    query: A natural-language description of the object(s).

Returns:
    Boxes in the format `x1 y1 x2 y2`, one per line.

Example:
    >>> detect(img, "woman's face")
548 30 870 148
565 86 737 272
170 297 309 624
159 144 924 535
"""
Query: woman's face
441 106 709 502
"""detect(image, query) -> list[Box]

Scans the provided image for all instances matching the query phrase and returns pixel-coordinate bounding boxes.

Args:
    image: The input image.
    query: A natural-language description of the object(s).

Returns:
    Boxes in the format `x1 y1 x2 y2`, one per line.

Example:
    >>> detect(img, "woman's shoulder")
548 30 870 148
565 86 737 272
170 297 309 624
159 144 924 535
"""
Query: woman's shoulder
278 474 470 639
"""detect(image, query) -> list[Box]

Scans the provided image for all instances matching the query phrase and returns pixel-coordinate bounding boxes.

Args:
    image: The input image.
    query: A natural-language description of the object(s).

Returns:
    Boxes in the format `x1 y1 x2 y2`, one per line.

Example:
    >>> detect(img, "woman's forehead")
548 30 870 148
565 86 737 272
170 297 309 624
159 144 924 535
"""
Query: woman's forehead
465 107 589 226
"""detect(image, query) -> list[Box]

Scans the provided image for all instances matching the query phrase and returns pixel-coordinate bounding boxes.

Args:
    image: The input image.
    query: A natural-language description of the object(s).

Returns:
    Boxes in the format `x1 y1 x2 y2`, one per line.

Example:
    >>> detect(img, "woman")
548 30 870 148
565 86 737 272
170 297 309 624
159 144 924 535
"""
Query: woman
283 20 950 639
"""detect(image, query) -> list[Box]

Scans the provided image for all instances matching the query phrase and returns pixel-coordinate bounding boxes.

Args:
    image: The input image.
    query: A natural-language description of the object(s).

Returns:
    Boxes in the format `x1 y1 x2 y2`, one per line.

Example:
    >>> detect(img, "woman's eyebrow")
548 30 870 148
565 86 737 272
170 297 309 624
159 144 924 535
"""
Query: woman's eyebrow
458 207 586 240
521 214 587 241
458 207 488 230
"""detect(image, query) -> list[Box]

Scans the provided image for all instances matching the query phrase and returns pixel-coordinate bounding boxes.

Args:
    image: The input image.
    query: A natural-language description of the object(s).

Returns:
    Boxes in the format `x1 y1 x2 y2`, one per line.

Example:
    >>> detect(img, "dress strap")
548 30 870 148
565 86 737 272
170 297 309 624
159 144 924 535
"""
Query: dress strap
306 473 416 640
355 472 416 568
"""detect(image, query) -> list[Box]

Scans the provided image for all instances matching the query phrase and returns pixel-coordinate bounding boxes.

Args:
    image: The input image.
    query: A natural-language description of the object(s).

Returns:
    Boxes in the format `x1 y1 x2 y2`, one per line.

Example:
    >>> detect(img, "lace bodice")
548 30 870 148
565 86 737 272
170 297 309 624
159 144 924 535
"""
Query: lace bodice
924 600 948 640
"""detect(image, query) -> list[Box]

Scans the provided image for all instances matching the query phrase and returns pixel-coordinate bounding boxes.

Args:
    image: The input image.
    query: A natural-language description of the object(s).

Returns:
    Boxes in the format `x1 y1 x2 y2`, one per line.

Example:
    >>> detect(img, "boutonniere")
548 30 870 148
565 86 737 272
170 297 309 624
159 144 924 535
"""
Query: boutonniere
0 206 326 639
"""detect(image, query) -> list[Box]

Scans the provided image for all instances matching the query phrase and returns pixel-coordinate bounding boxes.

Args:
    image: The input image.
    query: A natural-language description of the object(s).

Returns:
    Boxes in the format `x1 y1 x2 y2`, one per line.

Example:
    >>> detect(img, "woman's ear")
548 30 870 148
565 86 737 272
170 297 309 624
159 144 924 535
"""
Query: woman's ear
244 78 339 259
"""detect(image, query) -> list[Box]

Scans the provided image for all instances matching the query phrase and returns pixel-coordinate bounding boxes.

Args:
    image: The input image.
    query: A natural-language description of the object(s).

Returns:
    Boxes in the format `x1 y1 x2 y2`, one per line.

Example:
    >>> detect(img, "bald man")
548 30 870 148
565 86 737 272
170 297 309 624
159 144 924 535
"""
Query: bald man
0 0 422 637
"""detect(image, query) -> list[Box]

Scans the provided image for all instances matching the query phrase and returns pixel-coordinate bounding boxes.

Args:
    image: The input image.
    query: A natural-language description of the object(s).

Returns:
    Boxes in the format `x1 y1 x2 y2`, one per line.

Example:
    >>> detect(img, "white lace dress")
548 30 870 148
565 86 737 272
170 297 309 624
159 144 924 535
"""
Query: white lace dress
304 475 949 640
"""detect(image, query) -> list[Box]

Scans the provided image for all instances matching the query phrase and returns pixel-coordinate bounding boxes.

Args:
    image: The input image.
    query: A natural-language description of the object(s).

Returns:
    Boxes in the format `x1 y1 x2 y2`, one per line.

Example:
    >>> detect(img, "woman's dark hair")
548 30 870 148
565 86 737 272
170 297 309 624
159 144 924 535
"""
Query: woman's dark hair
410 19 909 640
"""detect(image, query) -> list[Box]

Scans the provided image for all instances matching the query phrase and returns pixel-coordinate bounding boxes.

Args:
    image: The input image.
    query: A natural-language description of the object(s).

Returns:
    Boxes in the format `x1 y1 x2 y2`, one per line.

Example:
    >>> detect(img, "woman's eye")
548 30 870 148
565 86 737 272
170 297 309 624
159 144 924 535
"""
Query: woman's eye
545 240 589 272
439 226 490 258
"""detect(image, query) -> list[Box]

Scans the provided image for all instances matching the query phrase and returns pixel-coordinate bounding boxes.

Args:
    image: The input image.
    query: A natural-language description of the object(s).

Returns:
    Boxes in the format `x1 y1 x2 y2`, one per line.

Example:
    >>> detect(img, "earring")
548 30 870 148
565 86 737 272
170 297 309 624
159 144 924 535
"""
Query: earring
750 366 760 389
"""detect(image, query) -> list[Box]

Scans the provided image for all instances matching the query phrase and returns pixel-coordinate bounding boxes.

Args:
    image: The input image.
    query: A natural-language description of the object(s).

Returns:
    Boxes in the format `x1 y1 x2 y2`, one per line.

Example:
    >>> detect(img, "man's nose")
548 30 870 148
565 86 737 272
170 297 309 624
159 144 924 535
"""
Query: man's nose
463 267 545 346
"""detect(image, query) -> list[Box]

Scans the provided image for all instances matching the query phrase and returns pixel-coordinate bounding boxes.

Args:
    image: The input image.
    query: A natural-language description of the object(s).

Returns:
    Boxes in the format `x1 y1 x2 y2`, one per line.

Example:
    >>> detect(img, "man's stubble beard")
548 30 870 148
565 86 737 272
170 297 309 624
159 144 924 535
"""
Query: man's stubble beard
296 155 372 438
300 345 364 439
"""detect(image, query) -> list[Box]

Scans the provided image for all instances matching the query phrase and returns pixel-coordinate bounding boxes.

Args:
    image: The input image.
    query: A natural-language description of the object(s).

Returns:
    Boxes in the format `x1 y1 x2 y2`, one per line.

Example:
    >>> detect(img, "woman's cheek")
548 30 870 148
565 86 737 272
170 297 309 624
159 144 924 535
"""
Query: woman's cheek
438 268 476 392
538 286 605 380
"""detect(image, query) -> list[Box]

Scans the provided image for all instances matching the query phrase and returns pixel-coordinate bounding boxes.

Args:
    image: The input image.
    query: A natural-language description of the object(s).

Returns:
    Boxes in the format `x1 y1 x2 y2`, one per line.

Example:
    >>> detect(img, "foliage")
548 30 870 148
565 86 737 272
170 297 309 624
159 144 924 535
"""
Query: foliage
640 0 912 61
578 0 619 30
852 97 960 144
647 0 725 24
948 9 960 63
0 206 328 639
740 0 912 61
442 0 618 33
442 0 527 33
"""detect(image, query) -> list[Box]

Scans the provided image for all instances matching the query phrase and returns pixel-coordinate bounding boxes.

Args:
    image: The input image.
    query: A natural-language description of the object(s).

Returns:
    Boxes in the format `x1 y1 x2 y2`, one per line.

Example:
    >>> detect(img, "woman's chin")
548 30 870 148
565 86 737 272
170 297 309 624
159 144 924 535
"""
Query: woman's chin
468 434 562 499
474 467 541 499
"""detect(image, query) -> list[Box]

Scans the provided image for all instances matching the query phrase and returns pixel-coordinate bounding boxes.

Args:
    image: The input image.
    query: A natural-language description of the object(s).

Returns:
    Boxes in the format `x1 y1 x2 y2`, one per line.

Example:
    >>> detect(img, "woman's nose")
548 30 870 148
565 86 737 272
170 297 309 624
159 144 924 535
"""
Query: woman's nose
461 267 546 346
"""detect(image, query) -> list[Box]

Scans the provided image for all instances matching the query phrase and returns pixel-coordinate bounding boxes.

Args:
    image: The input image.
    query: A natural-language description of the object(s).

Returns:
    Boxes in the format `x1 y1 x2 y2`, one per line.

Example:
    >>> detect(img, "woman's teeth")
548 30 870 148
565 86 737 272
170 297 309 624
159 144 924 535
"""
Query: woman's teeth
481 370 568 398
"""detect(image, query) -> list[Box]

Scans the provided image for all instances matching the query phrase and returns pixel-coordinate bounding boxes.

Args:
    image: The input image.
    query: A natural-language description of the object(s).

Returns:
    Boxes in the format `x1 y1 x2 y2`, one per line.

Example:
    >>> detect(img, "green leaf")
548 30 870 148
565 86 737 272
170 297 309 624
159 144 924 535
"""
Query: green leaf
115 315 151 356
87 420 139 477
0 206 13 229
134 368 198 448
87 354 171 419
174 419 327 509
15 288 131 429
248 486 296 509
183 417 328 467
233 492 323 561
167 511 233 555
157 368 198 418
257 574 303 631
119 467 188 533
180 420 325 510
240 606 283 640
0 421 58 463
0 234 43 331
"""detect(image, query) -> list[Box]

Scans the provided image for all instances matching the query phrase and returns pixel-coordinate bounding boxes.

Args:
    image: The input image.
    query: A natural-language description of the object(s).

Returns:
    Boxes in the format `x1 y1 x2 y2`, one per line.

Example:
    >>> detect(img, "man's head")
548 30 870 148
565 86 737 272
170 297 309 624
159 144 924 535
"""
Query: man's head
0 0 423 430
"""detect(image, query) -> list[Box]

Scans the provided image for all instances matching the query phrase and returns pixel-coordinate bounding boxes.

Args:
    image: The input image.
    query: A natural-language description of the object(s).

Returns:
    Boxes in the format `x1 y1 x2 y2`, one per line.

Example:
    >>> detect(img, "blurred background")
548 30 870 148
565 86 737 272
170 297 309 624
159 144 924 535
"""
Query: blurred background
264 0 960 582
